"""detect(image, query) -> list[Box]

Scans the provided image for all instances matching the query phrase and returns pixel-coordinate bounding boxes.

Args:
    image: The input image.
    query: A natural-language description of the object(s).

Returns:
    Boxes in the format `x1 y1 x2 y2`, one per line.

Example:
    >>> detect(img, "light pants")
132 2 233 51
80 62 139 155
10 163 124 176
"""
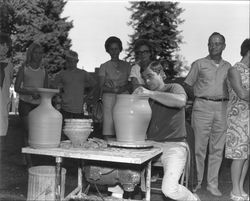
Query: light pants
102 93 117 136
0 89 10 136
155 141 197 201
192 99 227 188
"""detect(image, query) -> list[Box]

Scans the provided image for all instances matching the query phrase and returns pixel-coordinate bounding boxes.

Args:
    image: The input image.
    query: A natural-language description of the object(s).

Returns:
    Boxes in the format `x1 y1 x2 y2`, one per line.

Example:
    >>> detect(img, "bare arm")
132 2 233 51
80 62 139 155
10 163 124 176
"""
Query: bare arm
98 75 119 95
43 70 49 88
133 86 187 108
98 75 105 98
228 67 249 101
14 66 33 95
131 77 143 92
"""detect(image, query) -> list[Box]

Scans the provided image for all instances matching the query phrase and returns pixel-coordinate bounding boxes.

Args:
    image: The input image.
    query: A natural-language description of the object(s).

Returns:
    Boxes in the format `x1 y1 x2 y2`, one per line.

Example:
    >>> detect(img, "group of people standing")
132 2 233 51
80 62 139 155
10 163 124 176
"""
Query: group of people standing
0 31 249 201
98 33 249 201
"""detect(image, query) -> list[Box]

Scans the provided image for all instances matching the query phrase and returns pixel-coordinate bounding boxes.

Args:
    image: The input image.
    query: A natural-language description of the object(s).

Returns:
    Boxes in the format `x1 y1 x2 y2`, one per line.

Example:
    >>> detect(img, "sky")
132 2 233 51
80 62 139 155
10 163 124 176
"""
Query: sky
62 0 249 73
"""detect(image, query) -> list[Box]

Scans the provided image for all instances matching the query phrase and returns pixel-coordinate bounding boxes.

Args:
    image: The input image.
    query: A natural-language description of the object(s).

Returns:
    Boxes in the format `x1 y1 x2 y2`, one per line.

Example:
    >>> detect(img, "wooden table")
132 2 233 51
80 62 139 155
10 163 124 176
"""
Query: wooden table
22 144 162 201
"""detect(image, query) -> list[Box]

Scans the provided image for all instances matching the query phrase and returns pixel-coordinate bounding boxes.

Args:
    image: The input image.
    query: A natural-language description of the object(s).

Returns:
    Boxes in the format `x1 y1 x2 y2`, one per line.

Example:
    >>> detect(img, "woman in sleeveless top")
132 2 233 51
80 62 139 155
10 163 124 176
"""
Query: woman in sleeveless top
14 42 48 166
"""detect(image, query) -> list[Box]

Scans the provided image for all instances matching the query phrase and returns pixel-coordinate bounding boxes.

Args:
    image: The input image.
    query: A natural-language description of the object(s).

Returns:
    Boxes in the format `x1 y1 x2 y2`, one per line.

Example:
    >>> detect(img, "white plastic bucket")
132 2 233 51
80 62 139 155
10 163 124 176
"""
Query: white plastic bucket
27 166 66 201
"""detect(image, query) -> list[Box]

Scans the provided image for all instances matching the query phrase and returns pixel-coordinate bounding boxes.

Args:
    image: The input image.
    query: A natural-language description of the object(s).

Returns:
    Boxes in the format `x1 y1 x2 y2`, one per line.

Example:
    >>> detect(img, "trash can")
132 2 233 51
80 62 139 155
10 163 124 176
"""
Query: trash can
27 166 66 201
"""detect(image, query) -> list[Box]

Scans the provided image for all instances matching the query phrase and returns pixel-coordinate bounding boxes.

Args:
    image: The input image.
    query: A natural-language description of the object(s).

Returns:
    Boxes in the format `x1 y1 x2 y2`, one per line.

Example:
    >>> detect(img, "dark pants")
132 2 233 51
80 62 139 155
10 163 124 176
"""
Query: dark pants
18 99 39 117
18 100 39 167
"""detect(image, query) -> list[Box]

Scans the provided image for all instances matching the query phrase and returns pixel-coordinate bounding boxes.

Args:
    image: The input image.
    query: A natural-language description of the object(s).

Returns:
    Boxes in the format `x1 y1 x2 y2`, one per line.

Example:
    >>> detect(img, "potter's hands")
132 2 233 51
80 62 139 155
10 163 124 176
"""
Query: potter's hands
133 86 153 97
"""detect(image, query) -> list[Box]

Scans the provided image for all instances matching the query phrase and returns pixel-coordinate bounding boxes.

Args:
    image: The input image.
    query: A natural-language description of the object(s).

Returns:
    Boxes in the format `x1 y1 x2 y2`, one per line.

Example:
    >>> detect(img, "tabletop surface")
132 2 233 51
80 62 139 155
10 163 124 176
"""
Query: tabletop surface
22 145 163 164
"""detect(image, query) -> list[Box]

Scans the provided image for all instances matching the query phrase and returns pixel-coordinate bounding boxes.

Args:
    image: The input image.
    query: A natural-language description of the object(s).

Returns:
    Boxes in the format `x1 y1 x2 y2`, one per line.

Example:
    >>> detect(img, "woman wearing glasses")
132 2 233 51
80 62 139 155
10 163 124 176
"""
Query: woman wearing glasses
129 39 155 91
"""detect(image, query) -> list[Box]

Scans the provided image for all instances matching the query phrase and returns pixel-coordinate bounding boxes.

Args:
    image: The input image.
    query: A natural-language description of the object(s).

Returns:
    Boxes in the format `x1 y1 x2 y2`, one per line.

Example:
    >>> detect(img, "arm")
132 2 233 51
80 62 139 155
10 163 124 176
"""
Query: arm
228 67 249 101
184 61 199 88
84 71 98 100
43 70 49 88
14 66 33 95
150 91 187 108
98 75 118 94
131 77 143 92
117 81 133 94
133 86 187 108
0 62 8 88
98 64 116 97
182 82 195 101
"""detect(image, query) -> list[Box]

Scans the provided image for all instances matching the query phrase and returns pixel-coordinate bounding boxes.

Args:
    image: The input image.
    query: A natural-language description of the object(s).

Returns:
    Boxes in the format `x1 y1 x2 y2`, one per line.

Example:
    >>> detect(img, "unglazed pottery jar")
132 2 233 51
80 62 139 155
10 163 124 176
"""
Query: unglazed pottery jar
113 94 152 142
28 88 62 148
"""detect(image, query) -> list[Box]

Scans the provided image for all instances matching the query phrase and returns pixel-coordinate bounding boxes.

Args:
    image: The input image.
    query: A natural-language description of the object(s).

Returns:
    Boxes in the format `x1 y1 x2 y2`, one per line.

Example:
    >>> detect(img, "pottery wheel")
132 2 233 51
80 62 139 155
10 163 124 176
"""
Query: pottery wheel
107 140 153 149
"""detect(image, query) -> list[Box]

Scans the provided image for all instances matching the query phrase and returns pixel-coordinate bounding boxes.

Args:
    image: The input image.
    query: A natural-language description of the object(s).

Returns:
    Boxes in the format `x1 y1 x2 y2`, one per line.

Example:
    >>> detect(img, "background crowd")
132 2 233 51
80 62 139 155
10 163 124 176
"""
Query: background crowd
0 31 249 201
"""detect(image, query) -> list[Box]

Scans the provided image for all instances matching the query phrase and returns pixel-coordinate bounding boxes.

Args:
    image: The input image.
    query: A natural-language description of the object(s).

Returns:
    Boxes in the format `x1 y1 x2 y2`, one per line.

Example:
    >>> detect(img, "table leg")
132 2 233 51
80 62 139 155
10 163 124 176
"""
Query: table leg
145 160 152 201
78 160 83 194
55 157 63 201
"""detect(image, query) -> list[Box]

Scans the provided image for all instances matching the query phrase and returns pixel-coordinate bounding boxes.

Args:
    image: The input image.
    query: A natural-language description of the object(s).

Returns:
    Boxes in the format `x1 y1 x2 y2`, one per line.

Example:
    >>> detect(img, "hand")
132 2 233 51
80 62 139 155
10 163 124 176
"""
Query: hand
132 86 152 96
104 79 116 88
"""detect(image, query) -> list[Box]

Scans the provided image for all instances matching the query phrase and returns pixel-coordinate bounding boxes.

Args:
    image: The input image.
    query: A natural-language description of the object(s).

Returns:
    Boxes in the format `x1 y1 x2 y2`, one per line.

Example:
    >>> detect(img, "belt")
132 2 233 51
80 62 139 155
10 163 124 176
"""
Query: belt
197 97 229 102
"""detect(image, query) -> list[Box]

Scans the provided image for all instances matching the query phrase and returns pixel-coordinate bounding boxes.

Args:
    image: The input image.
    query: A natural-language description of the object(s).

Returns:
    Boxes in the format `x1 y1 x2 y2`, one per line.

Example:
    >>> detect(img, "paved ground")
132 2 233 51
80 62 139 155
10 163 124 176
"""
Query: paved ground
0 114 249 201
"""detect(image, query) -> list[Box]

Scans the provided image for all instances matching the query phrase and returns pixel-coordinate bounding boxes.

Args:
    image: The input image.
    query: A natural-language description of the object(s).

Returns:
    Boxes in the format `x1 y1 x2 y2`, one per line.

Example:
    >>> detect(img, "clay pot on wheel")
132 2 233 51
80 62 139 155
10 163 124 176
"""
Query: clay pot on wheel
28 88 62 148
113 94 151 142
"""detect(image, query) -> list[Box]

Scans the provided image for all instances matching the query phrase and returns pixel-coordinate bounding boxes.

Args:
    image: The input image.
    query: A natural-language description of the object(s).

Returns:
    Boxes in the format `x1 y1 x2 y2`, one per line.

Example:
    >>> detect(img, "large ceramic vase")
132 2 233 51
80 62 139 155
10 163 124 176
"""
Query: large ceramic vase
113 94 152 142
28 88 62 148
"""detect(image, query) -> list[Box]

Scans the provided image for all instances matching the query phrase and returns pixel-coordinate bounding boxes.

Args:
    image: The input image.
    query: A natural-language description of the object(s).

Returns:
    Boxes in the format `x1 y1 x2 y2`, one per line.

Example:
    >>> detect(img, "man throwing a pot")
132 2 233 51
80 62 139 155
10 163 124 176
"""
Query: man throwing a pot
133 61 200 201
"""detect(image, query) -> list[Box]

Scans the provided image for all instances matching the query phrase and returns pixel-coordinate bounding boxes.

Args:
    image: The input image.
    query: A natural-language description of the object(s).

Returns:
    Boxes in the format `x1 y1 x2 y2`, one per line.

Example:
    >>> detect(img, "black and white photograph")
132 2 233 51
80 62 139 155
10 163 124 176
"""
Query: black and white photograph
0 0 249 201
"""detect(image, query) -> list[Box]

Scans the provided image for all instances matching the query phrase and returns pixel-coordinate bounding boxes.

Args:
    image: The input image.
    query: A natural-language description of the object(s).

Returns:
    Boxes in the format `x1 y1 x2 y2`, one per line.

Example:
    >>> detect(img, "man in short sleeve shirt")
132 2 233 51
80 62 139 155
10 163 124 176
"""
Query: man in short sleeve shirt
54 50 96 118
134 61 200 201
184 32 231 196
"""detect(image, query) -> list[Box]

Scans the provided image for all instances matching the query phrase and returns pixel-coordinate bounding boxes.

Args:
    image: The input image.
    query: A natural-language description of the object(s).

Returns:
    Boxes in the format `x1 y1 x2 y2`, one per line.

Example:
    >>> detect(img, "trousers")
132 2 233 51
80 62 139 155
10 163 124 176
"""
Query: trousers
154 141 197 201
191 98 227 188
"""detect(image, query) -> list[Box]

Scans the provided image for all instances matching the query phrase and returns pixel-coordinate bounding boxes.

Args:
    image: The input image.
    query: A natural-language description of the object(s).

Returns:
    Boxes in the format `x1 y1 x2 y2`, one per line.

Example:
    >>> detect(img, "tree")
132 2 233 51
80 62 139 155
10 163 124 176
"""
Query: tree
0 0 15 35
126 1 184 78
2 0 73 75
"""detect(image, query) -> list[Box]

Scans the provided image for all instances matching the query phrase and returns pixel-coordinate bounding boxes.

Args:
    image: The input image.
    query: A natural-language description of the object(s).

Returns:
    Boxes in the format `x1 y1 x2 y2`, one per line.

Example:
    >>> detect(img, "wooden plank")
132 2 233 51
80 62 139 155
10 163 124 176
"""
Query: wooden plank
22 147 162 164
69 193 145 201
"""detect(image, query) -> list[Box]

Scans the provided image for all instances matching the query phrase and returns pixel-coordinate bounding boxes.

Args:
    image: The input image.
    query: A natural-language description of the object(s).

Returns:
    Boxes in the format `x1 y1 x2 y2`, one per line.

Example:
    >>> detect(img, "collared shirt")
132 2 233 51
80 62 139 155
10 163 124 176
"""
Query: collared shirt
184 56 231 98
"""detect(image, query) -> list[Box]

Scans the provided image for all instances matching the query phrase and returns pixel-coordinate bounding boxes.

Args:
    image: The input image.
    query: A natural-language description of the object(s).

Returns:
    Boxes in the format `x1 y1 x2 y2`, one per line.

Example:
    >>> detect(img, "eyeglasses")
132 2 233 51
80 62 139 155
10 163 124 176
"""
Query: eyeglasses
136 50 150 55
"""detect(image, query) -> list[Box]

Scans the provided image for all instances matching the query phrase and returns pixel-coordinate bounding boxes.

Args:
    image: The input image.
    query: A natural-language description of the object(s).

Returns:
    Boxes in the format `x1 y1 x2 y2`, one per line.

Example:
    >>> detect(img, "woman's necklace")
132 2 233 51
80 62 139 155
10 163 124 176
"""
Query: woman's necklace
112 60 121 73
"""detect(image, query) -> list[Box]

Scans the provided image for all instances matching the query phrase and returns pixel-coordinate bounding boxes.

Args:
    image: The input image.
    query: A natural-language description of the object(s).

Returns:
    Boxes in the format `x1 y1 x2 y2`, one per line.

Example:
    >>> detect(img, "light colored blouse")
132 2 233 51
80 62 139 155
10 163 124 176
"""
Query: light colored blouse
128 63 145 85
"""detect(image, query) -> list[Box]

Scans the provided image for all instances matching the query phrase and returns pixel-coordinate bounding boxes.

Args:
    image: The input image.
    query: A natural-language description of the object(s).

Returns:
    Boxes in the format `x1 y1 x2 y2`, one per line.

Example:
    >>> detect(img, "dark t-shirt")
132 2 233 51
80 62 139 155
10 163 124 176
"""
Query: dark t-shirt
147 83 187 142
